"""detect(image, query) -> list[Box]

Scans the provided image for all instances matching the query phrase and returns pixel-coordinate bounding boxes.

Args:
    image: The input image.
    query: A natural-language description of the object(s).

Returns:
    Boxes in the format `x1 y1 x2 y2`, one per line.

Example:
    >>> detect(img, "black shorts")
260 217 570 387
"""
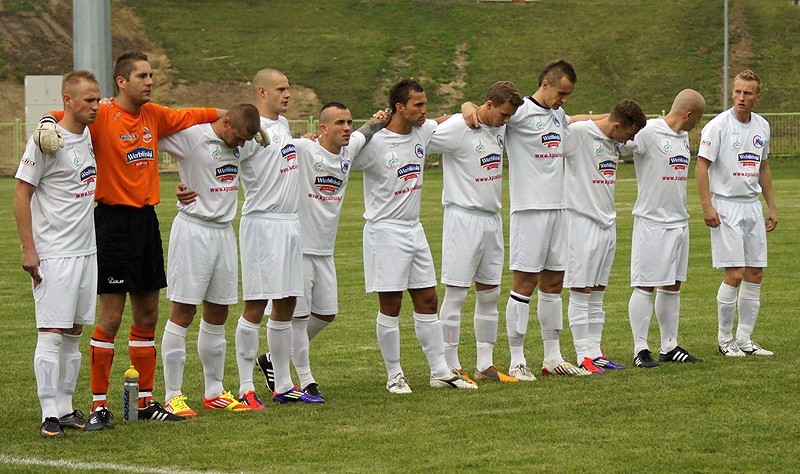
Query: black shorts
95 203 167 294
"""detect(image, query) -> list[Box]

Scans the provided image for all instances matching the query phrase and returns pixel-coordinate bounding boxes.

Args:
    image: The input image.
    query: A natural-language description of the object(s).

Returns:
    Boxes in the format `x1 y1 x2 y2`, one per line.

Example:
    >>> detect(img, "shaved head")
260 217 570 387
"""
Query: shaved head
670 89 706 115
252 68 286 95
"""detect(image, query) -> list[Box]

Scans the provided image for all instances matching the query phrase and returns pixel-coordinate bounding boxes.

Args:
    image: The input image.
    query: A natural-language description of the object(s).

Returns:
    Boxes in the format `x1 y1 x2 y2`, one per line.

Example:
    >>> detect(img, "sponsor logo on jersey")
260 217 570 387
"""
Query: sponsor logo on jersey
497 135 504 148
553 117 561 127
22 157 35 167
753 135 765 148
701 139 712 147
414 143 425 159
281 144 297 162
314 175 343 193
126 147 155 165
481 153 502 170
142 127 153 143
598 159 617 177
215 164 238 182
397 163 421 181
541 132 561 148
669 155 689 170
80 165 97 184
737 152 760 167
119 133 137 141
340 159 350 174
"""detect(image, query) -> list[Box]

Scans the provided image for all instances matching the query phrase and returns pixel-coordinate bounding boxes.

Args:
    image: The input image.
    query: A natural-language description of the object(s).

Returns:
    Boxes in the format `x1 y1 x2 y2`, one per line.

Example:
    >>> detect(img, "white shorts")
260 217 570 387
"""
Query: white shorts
272 254 338 317
441 206 504 287
240 213 304 300
167 214 238 306
363 220 436 292
630 218 689 287
564 211 616 288
509 208 567 273
34 254 97 329
710 196 768 268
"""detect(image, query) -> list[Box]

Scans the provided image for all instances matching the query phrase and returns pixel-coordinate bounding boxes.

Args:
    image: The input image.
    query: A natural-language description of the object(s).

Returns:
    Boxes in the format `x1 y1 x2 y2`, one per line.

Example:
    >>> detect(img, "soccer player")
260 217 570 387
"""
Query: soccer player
427 81 523 383
462 60 600 378
622 89 706 368
255 103 389 400
233 68 323 405
34 50 222 428
355 78 476 393
563 100 647 374
696 70 777 357
15 71 100 437
158 104 262 417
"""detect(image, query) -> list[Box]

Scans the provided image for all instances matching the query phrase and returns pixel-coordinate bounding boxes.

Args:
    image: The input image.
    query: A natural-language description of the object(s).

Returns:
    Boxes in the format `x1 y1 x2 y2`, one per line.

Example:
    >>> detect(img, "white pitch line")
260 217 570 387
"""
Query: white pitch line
0 454 230 474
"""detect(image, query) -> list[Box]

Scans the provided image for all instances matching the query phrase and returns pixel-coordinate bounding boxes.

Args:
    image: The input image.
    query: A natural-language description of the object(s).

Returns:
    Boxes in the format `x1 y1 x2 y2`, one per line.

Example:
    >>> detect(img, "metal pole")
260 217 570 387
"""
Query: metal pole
73 0 113 98
723 0 729 110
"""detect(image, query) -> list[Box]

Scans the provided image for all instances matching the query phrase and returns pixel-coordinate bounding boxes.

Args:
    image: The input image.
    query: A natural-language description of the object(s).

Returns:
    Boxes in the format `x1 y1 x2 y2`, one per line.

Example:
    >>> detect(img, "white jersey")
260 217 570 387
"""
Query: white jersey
15 126 96 258
698 108 770 200
160 124 240 225
564 120 620 228
239 115 299 215
505 97 571 212
618 118 691 227
428 113 504 213
352 119 437 223
296 132 367 255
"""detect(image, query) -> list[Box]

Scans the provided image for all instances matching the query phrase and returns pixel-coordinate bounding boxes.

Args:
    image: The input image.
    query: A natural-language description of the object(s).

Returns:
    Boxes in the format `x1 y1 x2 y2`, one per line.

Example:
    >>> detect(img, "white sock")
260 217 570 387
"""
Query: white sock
161 320 187 402
474 287 500 372
717 283 738 344
629 288 654 356
568 291 590 363
35 332 62 421
539 291 564 365
376 312 402 378
736 281 761 346
291 317 315 389
413 313 450 378
441 286 468 370
267 319 294 393
506 292 530 368
307 315 332 341
57 333 81 417
198 319 226 399
235 316 261 395
587 290 605 359
655 289 680 353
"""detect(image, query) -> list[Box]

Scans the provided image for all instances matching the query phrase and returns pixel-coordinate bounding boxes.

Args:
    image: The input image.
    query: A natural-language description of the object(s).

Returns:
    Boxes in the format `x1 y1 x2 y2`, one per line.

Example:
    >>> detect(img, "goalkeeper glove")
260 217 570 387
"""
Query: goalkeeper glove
254 124 270 147
33 115 64 155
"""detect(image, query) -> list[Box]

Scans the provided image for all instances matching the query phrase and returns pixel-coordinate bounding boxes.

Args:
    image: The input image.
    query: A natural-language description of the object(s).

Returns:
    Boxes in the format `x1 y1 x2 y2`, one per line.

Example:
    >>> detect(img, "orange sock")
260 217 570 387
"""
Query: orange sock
90 327 116 411
129 326 156 408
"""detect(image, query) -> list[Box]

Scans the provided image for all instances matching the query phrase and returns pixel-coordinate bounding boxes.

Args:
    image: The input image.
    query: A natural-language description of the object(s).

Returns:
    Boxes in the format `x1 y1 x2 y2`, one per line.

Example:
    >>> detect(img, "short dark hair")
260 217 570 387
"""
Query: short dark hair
388 78 424 113
538 60 577 87
485 81 523 108
113 50 149 93
609 99 647 130
320 102 349 115
227 103 261 136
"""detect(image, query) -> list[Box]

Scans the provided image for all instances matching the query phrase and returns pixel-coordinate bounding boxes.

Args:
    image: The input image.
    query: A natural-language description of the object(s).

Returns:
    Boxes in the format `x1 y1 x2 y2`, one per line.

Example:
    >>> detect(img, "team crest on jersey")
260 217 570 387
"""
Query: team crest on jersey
340 159 350 174
142 127 153 144
89 143 95 159
731 138 741 150
534 119 545 130
313 153 325 172
542 132 561 148
497 135 504 149
397 163 421 181
684 140 690 152
554 117 562 127
594 145 605 157
385 151 399 168
737 152 760 167
126 147 155 165
119 133 137 142
598 160 617 177
80 165 97 184
315 175 343 193
71 149 83 168
661 138 673 153
669 155 689 170
211 144 223 161
233 147 240 158
753 135 765 148
272 132 281 143
481 153 502 170
414 143 425 159
473 138 486 154
281 144 297 162
215 164 238 182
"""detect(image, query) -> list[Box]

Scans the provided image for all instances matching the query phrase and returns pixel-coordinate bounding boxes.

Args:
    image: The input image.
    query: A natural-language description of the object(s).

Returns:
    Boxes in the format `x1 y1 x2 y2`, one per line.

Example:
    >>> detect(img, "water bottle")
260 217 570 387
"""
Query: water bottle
123 365 139 423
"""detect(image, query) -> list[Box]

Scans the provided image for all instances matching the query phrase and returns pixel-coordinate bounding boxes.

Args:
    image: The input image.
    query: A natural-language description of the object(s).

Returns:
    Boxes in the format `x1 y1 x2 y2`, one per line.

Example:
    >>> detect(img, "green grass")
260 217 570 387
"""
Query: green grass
1 160 799 472
125 0 800 117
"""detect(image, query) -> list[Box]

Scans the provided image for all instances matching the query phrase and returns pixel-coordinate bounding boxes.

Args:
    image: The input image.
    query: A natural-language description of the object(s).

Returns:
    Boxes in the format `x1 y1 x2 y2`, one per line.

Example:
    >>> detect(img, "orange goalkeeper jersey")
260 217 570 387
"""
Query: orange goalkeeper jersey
51 101 218 207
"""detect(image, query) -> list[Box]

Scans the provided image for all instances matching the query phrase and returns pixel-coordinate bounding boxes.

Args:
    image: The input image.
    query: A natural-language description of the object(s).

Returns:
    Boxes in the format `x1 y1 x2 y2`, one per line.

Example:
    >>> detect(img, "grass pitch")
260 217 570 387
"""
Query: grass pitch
1 161 799 472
